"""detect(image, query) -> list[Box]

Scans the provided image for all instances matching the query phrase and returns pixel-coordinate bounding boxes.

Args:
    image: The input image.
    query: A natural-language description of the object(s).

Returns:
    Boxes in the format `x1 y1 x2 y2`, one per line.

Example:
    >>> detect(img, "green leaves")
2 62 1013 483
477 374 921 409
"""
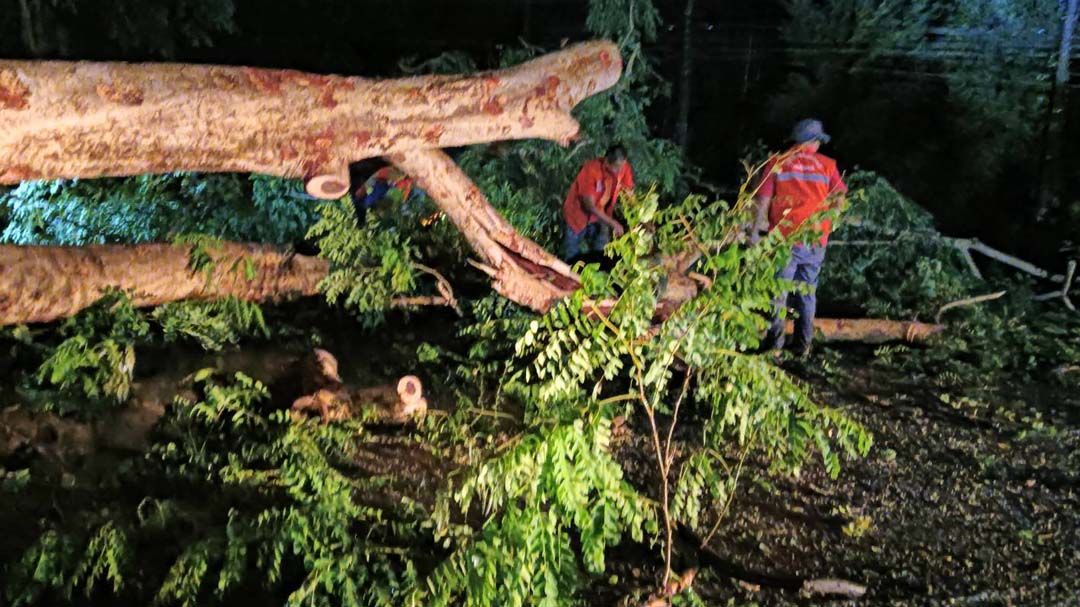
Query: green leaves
1 174 318 247
307 196 420 326
819 171 977 318
34 290 149 405
512 185 871 564
153 296 268 352
7 371 418 607
424 413 652 607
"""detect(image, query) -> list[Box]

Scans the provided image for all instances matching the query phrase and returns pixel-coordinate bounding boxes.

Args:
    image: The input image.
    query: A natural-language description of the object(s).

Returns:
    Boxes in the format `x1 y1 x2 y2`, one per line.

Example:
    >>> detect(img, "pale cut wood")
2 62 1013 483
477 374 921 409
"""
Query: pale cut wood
0 41 621 196
786 317 946 344
291 349 427 424
0 242 327 325
800 577 868 598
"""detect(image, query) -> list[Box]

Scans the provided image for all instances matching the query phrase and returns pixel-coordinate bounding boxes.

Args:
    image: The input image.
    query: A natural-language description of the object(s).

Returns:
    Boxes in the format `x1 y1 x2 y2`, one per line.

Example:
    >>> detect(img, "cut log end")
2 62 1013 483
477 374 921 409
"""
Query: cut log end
395 375 428 421
397 375 421 402
292 349 426 424
305 169 350 200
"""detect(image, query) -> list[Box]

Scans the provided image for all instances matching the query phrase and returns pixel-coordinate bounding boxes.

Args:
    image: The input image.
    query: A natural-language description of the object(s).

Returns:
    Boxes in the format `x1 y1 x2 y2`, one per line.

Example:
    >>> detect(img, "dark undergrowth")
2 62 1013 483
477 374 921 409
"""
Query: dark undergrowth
3 306 1076 606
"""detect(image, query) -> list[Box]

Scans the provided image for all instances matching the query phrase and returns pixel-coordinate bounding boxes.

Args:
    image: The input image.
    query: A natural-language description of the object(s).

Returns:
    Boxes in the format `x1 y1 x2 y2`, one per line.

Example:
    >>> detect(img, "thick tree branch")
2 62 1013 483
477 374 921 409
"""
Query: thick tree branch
0 41 621 198
0 242 327 325
391 148 580 312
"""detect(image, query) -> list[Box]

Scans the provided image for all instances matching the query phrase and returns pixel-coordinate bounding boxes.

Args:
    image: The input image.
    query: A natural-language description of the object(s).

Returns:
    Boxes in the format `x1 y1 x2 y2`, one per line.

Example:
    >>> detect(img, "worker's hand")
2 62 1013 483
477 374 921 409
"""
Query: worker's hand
611 222 626 238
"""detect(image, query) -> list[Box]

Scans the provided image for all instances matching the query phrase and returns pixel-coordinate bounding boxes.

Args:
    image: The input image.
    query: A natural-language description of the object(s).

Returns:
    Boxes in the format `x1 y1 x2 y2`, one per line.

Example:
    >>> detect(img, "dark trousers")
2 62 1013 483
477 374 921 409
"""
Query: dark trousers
765 244 826 352
563 222 611 260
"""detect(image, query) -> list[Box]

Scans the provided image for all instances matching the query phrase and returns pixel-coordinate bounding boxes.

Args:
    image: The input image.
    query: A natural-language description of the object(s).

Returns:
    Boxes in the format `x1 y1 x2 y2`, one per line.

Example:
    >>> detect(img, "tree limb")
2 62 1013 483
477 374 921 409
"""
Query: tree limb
0 242 327 325
0 42 621 197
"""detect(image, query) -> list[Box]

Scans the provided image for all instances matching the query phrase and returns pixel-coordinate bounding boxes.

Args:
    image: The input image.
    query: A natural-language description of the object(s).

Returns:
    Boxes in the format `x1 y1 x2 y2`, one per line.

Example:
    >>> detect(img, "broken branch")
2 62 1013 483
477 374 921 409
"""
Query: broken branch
799 577 868 598
935 290 1008 323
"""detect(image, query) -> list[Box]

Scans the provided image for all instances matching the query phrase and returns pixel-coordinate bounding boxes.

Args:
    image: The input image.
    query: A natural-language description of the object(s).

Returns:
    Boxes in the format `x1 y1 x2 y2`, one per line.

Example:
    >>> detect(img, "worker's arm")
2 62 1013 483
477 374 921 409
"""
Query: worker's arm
579 194 626 237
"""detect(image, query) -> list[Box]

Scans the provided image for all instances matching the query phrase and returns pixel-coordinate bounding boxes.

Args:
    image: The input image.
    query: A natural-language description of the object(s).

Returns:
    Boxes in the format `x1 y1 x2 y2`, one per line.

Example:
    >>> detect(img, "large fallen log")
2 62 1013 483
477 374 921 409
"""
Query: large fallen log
0 240 942 347
790 318 945 344
0 242 327 325
0 41 621 199
1 44 613 314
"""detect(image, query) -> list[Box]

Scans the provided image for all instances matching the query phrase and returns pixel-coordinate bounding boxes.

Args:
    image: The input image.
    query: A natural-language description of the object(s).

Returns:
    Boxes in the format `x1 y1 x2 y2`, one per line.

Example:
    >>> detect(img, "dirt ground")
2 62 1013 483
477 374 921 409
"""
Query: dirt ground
669 345 1080 606
3 320 1077 606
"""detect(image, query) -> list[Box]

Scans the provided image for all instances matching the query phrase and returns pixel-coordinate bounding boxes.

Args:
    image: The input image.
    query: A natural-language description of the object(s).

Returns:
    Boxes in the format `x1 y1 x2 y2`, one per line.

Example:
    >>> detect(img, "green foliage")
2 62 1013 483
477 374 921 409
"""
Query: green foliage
819 171 979 318
1 3 890 606
5 193 875 607
586 0 660 44
419 186 870 603
1 174 318 246
821 171 1080 389
152 296 268 351
421 414 653 607
6 372 418 607
11 0 236 57
34 290 149 406
874 307 1080 391
20 285 271 414
306 197 420 325
941 0 1059 168
515 188 870 476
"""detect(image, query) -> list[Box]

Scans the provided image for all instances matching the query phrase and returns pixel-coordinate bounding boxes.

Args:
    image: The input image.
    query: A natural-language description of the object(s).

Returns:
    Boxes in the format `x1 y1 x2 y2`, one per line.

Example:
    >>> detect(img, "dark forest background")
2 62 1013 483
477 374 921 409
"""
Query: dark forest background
1 0 1077 264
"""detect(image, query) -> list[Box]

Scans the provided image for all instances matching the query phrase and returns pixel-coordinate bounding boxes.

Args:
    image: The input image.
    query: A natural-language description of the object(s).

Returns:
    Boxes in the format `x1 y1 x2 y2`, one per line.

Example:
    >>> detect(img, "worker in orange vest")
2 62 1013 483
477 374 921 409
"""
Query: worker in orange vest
562 145 634 261
753 119 847 357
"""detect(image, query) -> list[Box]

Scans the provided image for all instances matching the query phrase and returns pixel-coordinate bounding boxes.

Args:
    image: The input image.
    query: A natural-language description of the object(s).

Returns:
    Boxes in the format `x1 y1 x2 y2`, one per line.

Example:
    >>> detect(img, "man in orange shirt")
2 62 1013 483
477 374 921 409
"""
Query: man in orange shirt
562 145 634 261
753 119 847 357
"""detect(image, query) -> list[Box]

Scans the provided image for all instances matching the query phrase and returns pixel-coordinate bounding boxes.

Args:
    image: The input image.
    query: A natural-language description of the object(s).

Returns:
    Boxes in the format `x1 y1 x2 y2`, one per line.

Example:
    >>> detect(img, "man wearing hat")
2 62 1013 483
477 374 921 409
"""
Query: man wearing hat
752 119 847 357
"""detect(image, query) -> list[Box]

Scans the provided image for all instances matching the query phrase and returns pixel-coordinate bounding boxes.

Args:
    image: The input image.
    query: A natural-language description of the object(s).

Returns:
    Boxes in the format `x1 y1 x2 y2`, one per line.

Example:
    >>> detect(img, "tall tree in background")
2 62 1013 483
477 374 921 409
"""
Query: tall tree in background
778 0 1070 258
1040 0 1079 219
674 0 695 152
941 0 1060 193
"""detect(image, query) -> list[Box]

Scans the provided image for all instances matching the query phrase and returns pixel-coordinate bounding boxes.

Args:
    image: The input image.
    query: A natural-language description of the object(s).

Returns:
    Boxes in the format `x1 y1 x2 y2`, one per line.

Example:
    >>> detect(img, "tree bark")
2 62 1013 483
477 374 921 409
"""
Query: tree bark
673 0 695 152
0 242 327 325
391 148 580 312
0 41 621 198
789 318 945 344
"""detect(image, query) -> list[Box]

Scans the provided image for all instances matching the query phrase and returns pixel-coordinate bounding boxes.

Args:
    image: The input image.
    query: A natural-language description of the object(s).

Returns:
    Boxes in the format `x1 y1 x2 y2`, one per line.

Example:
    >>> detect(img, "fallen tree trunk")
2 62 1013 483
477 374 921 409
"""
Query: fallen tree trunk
0 41 621 199
790 318 945 344
0 239 942 347
0 348 423 461
1 44 614 315
0 242 328 325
